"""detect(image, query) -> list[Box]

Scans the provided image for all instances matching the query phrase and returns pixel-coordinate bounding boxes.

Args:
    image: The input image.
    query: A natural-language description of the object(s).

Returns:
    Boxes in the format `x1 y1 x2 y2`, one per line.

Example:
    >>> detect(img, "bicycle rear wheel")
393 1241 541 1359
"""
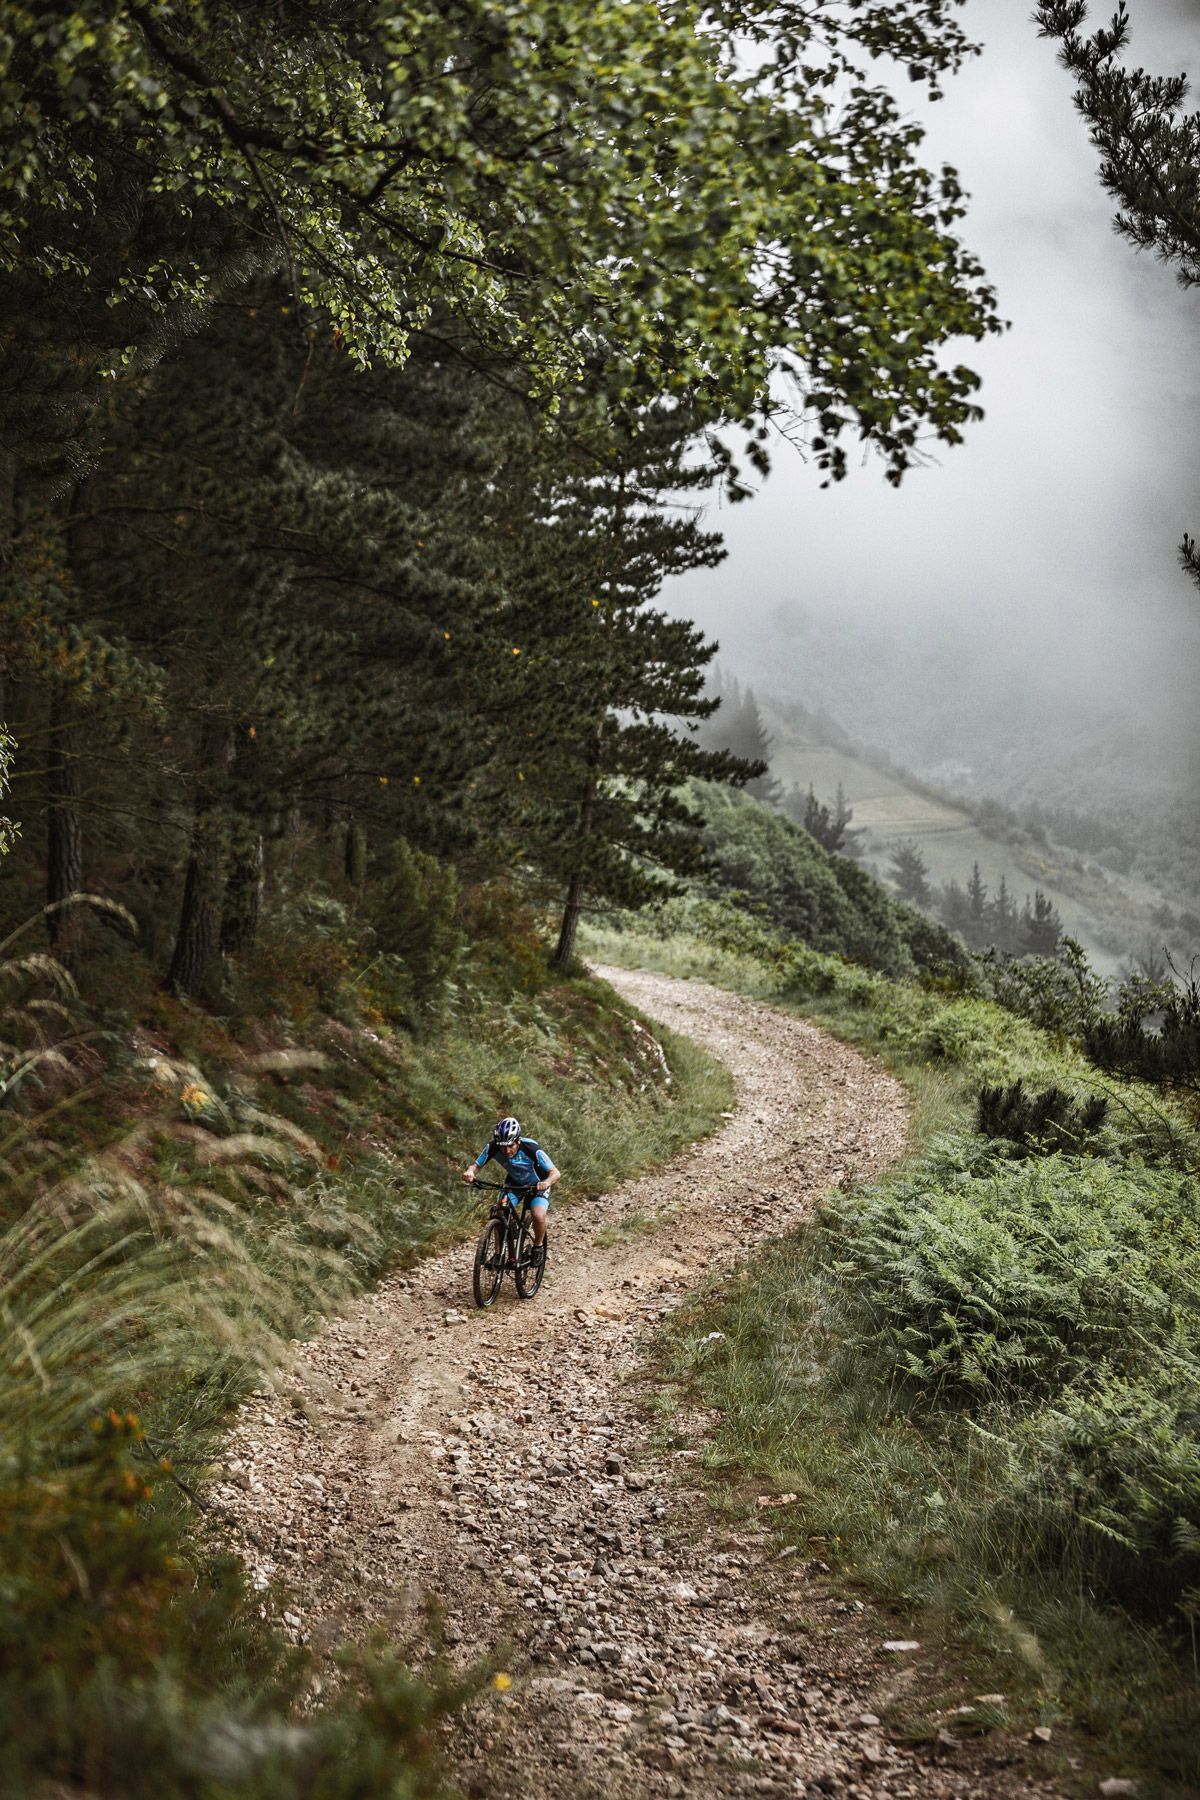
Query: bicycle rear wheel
473 1218 506 1309
515 1217 547 1300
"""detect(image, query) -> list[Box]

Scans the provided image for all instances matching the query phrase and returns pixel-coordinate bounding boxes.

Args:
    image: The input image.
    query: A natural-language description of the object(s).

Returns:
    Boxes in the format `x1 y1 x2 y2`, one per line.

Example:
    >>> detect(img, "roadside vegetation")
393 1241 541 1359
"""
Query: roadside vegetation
4 3 1195 1794
0 884 730 1798
716 685 1200 977
687 782 1200 1102
585 897 1200 1789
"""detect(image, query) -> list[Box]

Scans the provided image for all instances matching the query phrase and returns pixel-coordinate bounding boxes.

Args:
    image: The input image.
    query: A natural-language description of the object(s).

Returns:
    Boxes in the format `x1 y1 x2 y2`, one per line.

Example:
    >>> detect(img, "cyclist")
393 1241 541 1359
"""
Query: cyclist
462 1116 560 1257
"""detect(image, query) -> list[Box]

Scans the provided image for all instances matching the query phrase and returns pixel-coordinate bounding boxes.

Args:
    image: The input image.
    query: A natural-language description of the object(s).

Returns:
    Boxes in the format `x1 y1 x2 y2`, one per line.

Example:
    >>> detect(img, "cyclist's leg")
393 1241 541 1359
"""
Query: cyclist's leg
528 1194 549 1246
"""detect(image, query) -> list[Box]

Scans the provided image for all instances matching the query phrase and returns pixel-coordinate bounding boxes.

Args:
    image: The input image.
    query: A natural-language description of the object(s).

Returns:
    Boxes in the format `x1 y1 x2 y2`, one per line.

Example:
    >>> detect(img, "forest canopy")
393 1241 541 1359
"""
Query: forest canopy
0 0 1000 992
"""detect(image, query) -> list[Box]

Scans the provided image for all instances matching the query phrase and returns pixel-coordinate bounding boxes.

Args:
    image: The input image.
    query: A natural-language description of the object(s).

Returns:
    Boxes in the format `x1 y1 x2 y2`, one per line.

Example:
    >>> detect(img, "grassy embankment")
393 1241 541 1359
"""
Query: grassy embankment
583 900 1200 1794
1 909 731 1800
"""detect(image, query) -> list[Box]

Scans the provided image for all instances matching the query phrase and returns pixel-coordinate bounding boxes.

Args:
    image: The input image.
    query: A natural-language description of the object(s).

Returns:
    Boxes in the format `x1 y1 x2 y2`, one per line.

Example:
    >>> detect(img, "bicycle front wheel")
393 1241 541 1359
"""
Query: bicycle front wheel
473 1218 506 1309
515 1217 547 1300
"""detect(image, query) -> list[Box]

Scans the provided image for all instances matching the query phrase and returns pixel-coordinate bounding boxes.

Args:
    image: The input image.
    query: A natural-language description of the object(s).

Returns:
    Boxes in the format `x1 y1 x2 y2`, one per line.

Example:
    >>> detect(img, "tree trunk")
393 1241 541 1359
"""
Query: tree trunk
45 475 98 965
46 691 84 969
552 868 587 972
219 722 264 957
0 451 15 717
552 772 597 974
220 828 263 956
165 721 233 999
344 819 367 888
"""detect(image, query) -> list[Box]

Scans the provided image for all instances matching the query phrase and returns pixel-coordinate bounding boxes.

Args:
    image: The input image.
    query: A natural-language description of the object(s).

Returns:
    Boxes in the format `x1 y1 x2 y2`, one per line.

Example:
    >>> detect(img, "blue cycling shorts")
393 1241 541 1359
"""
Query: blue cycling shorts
506 1189 549 1213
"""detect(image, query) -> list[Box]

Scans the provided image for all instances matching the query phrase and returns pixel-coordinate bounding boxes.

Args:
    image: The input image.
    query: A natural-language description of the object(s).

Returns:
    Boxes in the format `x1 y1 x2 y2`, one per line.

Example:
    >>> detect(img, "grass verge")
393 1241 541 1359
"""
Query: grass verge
2 948 730 1799
584 910 1200 1795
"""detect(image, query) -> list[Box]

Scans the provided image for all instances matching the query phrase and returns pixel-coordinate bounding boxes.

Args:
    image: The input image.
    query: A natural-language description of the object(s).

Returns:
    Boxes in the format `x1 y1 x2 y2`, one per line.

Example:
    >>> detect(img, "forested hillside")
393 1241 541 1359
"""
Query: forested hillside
728 612 1200 933
751 688 1200 975
4 5 1197 1797
0 5 1015 1795
0 1 1003 1000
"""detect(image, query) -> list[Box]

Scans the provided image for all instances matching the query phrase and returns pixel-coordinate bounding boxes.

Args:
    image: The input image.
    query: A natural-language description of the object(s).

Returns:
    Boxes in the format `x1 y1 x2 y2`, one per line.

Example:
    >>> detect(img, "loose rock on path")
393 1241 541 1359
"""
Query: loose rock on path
216 968 1064 1799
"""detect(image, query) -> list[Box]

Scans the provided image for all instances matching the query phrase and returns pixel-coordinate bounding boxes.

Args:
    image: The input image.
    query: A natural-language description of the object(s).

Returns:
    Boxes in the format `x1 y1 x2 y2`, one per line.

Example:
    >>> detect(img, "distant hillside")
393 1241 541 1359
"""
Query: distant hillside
753 693 1196 978
688 781 969 981
729 608 1200 915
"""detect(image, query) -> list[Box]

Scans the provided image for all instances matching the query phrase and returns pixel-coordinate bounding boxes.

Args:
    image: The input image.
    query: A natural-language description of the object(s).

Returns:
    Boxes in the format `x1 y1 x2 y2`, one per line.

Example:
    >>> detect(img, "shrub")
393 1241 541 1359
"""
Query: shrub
240 895 357 1025
368 837 462 1018
694 783 926 977
975 937 1109 1041
456 877 550 996
1003 1368 1200 1617
1087 964 1200 1098
976 1078 1108 1156
818 1157 1200 1405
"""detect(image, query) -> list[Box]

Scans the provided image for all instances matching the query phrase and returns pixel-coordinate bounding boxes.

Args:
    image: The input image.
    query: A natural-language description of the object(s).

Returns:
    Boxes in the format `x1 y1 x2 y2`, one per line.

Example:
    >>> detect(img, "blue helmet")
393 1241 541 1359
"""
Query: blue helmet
493 1116 521 1147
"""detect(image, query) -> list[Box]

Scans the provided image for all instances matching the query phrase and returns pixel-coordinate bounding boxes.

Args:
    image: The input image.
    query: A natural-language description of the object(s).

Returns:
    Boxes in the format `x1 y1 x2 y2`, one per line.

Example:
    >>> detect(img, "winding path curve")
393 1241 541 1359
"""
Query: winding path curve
215 969 1060 1800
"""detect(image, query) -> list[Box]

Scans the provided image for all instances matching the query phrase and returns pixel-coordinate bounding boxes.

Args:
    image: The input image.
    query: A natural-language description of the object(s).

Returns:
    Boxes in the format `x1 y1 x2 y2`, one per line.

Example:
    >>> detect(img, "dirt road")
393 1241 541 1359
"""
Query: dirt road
215 969 1060 1799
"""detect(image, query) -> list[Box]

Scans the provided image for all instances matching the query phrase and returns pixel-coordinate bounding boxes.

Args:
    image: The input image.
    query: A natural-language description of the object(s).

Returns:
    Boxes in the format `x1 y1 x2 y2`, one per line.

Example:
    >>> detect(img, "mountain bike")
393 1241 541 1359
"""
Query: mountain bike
471 1180 548 1308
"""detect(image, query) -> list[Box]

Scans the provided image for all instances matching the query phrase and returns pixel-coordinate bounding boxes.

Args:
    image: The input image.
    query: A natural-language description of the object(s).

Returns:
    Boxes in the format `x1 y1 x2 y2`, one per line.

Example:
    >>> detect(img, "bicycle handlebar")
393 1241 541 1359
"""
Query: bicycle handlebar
470 1178 539 1197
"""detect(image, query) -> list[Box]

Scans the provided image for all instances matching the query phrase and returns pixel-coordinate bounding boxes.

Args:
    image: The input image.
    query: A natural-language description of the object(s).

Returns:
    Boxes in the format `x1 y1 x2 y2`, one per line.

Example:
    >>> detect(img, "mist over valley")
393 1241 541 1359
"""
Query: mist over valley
667 0 1200 979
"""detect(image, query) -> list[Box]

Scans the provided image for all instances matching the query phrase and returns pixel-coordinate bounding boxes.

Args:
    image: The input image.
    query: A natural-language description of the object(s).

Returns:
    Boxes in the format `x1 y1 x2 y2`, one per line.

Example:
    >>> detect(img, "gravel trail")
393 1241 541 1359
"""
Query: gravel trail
216 969 1062 1799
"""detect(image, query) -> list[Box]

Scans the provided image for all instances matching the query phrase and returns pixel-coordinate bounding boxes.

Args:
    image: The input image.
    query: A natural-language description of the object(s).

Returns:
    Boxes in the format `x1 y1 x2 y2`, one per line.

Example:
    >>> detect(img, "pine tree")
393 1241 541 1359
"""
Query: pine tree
700 680 779 804
1037 4 1200 286
1020 889 1063 958
1039 5 1200 607
793 783 862 857
967 861 988 921
938 878 974 938
736 692 782 806
889 840 932 908
991 876 1017 954
475 403 758 970
40 297 493 995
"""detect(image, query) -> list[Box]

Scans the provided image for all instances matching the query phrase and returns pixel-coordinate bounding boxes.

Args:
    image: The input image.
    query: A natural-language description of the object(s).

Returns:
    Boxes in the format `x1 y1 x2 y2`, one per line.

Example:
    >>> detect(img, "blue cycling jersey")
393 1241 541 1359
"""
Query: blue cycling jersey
474 1137 555 1194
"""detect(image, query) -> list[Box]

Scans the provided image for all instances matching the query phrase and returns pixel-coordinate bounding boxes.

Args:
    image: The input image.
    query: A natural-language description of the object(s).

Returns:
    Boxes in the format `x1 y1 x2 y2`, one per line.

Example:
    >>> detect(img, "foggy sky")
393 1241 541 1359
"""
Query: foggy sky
668 0 1200 764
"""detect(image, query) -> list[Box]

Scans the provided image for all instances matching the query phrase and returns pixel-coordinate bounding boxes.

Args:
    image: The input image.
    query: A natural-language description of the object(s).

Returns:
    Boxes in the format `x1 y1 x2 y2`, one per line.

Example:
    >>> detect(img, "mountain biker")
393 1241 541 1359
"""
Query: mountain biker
462 1116 559 1255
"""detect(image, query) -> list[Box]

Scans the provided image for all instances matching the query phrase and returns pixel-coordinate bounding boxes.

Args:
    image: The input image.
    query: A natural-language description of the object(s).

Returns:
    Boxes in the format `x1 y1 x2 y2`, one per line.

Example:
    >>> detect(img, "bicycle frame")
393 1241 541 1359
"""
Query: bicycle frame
470 1180 546 1305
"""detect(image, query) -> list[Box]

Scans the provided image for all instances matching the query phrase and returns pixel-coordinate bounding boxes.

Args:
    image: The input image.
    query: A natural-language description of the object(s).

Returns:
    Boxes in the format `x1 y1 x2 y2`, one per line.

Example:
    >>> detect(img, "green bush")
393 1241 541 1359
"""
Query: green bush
975 936 1109 1041
819 1156 1200 1405
368 837 463 1018
976 1078 1109 1155
1087 965 1200 1098
1001 1368 1200 1616
694 782 965 978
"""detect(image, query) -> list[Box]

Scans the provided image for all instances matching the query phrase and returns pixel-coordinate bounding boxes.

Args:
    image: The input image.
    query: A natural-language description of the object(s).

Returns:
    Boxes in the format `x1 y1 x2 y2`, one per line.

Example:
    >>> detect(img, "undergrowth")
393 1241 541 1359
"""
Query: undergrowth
1 904 731 1798
584 904 1200 1792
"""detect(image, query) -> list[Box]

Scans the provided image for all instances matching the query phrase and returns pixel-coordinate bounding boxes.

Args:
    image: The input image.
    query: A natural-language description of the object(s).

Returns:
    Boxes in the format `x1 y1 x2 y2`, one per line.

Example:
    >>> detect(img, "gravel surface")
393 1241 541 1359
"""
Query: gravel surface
215 969 1065 1799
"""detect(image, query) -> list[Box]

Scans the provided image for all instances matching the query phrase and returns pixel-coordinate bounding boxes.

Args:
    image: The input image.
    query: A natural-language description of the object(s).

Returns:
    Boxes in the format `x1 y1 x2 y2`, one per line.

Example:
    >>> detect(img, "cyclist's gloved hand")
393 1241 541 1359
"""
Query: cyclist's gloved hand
463 1167 477 1184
